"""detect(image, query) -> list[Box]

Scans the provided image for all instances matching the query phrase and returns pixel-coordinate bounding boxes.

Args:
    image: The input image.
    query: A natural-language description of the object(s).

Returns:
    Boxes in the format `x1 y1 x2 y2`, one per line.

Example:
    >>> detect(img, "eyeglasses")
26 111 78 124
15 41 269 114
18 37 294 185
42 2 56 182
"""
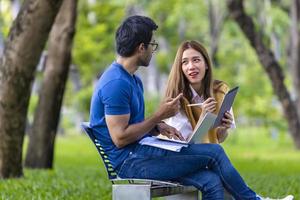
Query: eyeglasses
148 42 158 51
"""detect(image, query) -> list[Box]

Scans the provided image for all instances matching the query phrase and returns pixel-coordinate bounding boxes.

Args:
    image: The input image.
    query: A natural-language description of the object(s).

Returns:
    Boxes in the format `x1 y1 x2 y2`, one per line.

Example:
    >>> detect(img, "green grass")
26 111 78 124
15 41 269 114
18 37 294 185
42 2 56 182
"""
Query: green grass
224 126 300 199
0 135 112 200
0 126 299 199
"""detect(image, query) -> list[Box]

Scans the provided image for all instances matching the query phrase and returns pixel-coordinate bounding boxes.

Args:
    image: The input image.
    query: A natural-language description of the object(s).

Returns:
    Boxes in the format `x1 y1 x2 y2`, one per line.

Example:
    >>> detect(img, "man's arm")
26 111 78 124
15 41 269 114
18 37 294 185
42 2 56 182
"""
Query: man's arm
106 114 160 148
106 94 183 148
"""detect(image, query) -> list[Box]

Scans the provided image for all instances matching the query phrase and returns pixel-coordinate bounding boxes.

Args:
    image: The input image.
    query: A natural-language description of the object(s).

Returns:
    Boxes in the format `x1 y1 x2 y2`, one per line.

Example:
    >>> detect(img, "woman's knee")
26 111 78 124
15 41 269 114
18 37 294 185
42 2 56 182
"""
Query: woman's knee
210 144 226 157
186 143 228 161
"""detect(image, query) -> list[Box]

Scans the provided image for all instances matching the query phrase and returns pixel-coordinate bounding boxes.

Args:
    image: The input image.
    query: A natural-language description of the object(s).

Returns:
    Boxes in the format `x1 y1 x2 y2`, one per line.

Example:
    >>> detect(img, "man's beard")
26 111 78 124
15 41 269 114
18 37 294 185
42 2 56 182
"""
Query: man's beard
138 55 151 67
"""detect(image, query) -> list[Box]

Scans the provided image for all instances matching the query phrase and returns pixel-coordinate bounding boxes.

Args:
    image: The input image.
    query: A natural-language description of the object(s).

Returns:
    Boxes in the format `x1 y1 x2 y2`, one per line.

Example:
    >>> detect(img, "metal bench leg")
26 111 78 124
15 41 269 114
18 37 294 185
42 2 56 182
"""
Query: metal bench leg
113 184 151 200
165 190 199 200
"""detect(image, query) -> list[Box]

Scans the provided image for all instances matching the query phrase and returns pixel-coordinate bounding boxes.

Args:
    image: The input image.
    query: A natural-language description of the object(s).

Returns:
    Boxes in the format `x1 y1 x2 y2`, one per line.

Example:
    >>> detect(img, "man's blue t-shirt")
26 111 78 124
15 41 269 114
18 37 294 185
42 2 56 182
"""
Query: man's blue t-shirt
90 62 146 170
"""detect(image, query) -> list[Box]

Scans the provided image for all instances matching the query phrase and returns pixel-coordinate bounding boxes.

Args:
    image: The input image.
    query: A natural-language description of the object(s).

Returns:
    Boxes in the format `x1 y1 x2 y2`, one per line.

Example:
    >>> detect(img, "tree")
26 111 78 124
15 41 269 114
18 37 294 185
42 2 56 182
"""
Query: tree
227 0 300 148
287 0 300 121
0 0 63 178
208 0 227 68
25 0 78 169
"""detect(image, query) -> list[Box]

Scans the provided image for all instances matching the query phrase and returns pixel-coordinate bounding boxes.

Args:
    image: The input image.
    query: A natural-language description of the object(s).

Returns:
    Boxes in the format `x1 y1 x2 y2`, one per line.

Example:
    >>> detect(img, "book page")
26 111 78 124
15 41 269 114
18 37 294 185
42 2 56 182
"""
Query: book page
188 112 217 143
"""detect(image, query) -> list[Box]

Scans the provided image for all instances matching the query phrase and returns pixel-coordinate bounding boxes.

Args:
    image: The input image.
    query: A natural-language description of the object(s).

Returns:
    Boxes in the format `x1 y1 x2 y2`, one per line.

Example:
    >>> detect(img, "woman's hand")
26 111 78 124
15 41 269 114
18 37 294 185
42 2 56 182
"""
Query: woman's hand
201 97 217 113
220 111 233 129
199 97 217 119
151 122 185 141
217 111 233 143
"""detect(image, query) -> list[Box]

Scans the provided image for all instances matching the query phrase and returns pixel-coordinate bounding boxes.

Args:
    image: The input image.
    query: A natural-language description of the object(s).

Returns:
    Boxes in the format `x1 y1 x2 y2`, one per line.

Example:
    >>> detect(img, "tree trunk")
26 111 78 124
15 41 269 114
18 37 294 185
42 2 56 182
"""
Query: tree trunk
0 0 62 179
289 0 300 124
208 0 226 68
227 0 300 148
25 0 77 169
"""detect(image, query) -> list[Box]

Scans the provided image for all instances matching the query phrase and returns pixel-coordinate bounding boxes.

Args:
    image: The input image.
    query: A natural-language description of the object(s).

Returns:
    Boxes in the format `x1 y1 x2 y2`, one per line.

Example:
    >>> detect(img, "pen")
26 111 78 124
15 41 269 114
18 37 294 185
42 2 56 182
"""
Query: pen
187 103 203 107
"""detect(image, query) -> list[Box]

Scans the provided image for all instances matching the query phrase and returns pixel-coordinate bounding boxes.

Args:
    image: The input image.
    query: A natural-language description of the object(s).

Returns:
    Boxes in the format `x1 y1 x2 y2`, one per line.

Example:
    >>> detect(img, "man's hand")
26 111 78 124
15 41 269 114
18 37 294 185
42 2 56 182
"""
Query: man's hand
152 122 185 141
105 93 183 148
154 93 183 121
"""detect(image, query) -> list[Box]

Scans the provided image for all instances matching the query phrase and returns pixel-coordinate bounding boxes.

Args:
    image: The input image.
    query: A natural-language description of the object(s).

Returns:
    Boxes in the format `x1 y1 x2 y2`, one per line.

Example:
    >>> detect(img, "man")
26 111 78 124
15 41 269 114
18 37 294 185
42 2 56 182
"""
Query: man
90 15 183 171
89 15 293 200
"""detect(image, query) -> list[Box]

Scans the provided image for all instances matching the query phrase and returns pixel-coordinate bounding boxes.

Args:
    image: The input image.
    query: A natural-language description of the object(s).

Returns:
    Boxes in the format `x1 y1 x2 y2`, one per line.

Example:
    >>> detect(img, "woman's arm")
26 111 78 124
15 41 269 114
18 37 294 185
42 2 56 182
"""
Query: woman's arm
217 127 229 143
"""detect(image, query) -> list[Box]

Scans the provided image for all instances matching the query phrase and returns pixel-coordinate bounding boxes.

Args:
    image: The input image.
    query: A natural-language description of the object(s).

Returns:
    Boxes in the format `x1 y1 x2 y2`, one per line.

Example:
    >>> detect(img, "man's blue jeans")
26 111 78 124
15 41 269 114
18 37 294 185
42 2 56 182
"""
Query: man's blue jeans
118 143 259 200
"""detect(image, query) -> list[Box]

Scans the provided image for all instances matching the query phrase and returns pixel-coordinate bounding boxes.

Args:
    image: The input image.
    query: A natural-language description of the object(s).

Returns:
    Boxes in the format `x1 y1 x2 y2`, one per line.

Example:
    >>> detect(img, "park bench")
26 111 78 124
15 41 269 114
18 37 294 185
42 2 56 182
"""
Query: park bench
81 122 199 200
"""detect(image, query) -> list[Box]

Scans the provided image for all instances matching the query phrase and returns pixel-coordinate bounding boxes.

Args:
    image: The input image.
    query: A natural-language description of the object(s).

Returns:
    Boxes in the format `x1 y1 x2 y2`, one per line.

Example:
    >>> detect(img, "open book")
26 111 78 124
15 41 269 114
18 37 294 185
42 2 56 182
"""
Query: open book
139 112 216 152
156 112 217 144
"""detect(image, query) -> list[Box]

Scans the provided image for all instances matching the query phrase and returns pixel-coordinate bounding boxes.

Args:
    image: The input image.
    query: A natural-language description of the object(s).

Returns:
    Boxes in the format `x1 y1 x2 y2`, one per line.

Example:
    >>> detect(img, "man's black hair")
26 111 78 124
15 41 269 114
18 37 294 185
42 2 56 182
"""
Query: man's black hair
115 15 158 57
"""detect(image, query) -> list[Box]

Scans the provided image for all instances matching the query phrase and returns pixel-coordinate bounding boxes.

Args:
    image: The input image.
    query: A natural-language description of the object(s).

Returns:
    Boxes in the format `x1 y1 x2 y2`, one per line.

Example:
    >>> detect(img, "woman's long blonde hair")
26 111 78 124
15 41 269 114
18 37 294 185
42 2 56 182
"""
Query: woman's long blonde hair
165 40 213 106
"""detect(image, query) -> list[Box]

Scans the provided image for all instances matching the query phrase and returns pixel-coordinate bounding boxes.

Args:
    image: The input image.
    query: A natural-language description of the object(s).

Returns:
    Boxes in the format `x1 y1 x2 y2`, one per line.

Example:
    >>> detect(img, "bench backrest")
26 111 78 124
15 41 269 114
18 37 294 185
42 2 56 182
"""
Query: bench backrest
80 122 117 180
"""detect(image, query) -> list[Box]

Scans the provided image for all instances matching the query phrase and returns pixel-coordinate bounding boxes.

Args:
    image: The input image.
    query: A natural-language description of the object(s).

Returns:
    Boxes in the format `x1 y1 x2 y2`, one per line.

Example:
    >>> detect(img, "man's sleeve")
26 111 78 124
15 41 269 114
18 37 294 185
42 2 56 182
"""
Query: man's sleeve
101 79 131 115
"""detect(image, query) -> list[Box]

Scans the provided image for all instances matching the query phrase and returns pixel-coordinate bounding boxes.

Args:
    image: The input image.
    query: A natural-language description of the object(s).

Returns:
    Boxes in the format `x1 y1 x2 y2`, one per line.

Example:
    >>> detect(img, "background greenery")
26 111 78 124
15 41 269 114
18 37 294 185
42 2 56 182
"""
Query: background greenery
0 0 299 199
1 0 290 133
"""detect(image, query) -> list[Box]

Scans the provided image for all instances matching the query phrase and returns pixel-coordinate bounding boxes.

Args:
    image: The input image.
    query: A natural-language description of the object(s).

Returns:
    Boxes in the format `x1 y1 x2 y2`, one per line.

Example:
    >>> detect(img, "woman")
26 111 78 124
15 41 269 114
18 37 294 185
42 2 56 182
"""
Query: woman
160 40 293 200
163 40 234 143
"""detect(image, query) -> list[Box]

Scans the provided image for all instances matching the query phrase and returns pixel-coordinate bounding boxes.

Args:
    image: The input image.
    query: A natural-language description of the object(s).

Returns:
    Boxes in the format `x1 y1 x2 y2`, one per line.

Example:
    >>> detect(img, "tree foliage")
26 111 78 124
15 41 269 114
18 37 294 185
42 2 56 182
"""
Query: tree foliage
0 0 298 151
67 1 125 116
73 1 124 85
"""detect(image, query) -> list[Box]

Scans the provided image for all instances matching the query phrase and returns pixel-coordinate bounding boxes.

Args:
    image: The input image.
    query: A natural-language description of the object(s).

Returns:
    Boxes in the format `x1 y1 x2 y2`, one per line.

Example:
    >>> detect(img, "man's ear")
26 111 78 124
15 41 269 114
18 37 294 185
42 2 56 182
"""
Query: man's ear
137 43 145 52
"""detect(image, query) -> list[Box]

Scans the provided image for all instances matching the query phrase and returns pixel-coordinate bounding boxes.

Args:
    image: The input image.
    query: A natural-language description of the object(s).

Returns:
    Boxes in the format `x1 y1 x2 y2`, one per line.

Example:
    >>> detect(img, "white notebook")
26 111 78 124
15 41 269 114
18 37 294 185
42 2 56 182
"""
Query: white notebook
139 137 188 152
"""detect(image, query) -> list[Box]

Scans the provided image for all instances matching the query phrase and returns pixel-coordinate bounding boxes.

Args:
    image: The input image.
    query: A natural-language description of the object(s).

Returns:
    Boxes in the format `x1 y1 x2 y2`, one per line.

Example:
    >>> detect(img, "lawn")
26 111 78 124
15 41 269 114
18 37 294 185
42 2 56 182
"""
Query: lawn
0 126 299 199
